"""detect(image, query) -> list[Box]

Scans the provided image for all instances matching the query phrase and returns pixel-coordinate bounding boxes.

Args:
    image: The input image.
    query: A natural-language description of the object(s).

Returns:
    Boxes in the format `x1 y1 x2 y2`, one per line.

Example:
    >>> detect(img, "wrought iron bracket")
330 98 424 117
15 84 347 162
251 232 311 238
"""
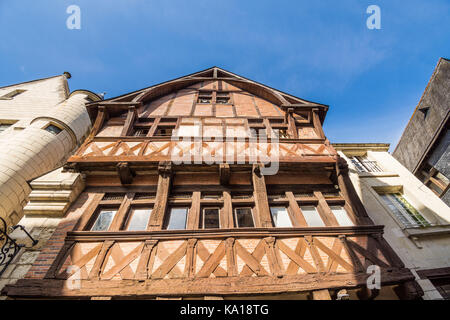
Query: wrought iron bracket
0 217 38 276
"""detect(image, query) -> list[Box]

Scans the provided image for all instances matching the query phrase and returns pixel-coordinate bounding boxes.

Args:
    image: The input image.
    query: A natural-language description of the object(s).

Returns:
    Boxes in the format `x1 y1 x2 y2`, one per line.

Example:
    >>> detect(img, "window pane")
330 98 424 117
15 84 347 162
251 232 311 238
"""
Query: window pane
270 207 292 227
166 208 188 230
330 206 354 226
127 208 152 231
203 208 220 229
380 194 431 228
91 209 117 231
0 124 11 133
235 208 254 228
300 206 325 227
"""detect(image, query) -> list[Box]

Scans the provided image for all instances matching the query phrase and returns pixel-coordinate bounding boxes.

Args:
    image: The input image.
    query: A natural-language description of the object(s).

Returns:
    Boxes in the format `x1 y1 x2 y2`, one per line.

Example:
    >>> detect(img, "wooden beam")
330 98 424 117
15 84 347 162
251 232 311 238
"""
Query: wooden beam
186 191 201 229
4 269 416 298
314 191 339 226
88 240 115 280
74 193 105 231
252 164 272 228
147 162 172 231
116 162 134 185
109 193 134 231
120 106 137 136
336 157 373 225
87 106 107 140
287 109 299 139
286 192 308 227
219 164 230 185
221 190 233 229
312 108 325 139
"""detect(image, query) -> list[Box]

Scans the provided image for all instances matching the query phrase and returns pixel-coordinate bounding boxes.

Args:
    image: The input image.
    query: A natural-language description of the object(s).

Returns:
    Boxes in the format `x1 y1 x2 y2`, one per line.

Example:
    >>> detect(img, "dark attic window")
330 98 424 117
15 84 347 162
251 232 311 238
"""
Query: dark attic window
44 124 63 135
216 92 230 104
198 91 212 104
0 89 26 100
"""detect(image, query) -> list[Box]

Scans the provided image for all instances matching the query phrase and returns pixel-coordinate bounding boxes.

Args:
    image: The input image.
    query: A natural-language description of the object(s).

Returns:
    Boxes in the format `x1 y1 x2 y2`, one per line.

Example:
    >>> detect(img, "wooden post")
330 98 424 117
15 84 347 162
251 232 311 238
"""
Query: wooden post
314 191 339 226
286 108 298 139
120 106 137 136
336 157 373 225
87 106 108 140
312 108 325 139
187 192 201 229
285 192 308 227
109 192 134 231
219 164 230 185
74 193 105 231
221 190 233 229
147 162 172 231
252 164 272 228
116 162 134 185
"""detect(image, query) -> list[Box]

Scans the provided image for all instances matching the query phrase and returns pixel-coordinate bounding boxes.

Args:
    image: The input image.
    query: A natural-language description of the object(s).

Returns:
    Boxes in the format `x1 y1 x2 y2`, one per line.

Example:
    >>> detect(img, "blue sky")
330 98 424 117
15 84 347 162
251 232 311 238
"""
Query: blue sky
1 0 449 149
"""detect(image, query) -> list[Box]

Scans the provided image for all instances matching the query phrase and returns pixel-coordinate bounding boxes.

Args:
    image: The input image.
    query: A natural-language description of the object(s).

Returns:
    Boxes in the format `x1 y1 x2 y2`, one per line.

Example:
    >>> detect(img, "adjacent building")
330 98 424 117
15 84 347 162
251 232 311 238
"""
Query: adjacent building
334 143 450 300
2 67 421 300
393 58 450 206
0 73 101 227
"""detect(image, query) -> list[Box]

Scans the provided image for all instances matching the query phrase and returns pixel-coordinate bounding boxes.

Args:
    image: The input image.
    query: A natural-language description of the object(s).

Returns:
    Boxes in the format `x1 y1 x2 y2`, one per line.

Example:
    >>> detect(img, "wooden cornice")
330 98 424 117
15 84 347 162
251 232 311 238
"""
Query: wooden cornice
65 225 386 242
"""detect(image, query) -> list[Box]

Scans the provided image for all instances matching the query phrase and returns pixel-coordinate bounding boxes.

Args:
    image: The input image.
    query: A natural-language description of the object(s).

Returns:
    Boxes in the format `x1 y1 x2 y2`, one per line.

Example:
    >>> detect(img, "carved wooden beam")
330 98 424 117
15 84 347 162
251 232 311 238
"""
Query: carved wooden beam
120 106 137 136
252 164 272 228
219 164 230 185
87 106 108 140
312 108 326 139
336 157 373 225
116 162 134 185
147 162 172 231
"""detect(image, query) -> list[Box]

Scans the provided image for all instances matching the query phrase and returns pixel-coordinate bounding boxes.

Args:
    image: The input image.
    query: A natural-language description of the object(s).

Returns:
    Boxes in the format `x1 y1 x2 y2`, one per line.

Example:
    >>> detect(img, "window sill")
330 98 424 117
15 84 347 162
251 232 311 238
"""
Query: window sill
404 224 450 239
358 172 399 178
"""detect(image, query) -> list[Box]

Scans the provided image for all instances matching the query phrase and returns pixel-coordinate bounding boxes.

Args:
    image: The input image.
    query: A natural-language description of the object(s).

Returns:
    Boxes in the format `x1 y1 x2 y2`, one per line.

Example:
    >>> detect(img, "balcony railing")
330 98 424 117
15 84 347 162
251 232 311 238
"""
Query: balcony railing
351 159 383 173
0 217 38 276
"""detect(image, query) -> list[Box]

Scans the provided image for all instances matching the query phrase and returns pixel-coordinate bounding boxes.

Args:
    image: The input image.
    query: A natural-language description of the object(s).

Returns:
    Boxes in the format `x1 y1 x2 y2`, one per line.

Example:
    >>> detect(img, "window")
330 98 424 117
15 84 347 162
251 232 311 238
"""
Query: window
330 206 354 226
350 156 382 173
154 125 175 137
134 193 156 200
273 128 289 139
133 128 149 137
166 207 188 230
300 206 325 227
201 193 222 200
421 165 450 198
202 208 220 229
91 209 117 231
198 91 212 104
249 127 267 138
216 92 230 104
270 207 292 227
0 89 26 100
234 207 255 228
44 124 62 135
0 124 12 133
102 193 124 201
379 193 431 228
127 208 152 231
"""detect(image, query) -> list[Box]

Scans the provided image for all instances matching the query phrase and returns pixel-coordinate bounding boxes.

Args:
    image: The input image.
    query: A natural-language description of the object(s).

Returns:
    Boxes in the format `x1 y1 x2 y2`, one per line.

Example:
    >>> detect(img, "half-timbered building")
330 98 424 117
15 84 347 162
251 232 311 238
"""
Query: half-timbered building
2 67 422 300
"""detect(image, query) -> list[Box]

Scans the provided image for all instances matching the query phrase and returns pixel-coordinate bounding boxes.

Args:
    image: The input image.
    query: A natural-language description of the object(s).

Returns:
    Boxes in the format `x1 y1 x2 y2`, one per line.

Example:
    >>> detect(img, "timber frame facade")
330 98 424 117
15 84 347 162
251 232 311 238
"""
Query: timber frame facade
3 67 422 300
